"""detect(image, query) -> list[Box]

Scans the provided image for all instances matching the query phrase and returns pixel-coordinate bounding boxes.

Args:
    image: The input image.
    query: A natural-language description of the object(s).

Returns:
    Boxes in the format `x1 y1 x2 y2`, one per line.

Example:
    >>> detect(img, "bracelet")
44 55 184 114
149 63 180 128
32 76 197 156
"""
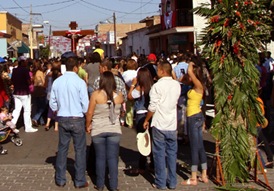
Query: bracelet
131 84 136 87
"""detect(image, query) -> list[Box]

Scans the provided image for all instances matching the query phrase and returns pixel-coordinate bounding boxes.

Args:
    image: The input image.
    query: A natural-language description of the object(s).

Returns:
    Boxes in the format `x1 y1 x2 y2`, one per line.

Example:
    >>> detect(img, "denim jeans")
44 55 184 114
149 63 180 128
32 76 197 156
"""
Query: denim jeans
11 95 32 132
152 127 177 189
187 112 207 172
55 117 87 187
92 133 121 190
32 96 47 124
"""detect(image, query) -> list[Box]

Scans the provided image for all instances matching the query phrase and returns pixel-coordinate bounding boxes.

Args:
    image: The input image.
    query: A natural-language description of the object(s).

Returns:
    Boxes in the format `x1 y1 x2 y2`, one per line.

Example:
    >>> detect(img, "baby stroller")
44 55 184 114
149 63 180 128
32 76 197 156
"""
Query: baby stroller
0 123 23 147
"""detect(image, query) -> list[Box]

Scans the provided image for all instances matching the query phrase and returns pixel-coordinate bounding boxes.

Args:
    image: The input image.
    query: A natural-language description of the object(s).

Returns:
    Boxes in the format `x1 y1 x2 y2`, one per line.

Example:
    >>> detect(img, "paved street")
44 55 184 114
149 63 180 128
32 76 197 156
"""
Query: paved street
0 123 273 191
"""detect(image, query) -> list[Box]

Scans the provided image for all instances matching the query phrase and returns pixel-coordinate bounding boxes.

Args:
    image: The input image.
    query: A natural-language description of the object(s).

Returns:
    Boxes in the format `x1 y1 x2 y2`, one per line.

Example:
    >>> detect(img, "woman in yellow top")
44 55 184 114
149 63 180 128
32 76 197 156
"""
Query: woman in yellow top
182 55 208 186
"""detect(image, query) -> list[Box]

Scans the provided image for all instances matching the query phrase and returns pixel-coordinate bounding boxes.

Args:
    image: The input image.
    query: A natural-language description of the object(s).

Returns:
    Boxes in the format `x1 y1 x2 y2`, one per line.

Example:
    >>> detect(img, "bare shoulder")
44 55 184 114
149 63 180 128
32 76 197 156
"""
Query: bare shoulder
115 91 124 104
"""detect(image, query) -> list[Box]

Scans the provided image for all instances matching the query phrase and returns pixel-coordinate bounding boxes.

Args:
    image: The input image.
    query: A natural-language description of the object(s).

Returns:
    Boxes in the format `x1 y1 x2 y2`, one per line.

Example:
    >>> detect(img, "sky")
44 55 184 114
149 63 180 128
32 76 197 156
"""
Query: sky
0 0 160 34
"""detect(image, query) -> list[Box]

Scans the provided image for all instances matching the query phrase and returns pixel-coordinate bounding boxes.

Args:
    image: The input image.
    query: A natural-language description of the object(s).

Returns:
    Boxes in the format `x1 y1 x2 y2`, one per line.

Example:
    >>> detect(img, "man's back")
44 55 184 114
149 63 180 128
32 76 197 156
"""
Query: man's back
50 72 88 117
12 66 30 95
149 77 181 131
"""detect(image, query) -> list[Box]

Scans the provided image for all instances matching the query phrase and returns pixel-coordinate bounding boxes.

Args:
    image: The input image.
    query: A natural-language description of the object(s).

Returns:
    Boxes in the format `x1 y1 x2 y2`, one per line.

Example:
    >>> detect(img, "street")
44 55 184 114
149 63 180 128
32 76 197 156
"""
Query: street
0 123 273 191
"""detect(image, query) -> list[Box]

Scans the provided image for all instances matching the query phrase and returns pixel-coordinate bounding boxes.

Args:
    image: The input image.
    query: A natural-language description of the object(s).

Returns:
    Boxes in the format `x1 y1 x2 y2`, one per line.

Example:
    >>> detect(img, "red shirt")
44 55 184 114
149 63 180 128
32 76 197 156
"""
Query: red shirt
0 78 9 107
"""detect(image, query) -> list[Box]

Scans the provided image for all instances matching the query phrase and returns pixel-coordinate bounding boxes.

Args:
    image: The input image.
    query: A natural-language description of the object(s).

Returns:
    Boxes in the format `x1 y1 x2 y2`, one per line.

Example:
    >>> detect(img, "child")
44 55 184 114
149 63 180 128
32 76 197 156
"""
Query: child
0 106 19 134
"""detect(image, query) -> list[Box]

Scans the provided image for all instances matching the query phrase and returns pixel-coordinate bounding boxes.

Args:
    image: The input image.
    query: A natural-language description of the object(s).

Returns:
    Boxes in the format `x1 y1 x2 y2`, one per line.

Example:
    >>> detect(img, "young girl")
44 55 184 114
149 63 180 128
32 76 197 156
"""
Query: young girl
0 106 19 134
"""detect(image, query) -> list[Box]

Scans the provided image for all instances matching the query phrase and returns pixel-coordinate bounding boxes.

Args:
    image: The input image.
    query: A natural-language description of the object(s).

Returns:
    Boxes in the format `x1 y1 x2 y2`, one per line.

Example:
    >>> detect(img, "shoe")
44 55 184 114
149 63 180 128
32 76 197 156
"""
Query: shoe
0 149 8 155
55 182 66 187
25 128 38 133
151 183 166 190
44 126 49 131
181 179 197 186
31 119 38 127
94 185 104 191
265 162 273 168
13 129 19 134
75 182 89 189
167 187 176 190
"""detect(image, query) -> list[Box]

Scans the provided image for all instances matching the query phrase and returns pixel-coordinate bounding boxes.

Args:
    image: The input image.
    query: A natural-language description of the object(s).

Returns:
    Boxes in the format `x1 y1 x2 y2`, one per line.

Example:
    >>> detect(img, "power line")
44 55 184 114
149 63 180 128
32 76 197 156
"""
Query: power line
12 0 29 14
79 0 156 15
40 0 80 14
118 0 158 4
2 0 76 10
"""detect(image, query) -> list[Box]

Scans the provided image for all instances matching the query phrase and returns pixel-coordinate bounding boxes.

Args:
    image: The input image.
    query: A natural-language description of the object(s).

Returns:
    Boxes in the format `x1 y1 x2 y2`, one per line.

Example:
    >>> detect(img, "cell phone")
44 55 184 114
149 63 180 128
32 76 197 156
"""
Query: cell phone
181 69 185 75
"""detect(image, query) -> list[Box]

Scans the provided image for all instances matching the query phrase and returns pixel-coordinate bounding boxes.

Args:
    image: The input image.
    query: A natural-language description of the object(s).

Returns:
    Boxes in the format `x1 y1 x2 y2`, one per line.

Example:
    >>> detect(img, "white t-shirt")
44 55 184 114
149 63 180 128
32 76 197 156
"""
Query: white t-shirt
122 70 137 87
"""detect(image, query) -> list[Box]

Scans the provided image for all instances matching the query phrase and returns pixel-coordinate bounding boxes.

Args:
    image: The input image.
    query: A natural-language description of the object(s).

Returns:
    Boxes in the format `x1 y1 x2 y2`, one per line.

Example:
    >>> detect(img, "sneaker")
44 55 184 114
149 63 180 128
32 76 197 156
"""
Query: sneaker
25 128 38 133
0 149 8 155
13 129 19 134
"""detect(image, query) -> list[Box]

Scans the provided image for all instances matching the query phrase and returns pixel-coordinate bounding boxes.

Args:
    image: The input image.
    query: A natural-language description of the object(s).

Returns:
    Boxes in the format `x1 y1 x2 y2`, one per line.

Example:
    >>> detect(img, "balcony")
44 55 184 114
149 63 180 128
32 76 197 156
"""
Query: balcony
176 9 193 27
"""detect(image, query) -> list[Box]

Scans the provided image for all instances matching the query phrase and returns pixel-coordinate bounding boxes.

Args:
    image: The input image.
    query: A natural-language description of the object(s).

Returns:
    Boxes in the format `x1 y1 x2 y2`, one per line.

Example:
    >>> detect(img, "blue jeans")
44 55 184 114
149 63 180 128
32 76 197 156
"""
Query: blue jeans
152 127 177 189
55 117 87 187
32 96 47 124
92 133 121 190
187 112 207 172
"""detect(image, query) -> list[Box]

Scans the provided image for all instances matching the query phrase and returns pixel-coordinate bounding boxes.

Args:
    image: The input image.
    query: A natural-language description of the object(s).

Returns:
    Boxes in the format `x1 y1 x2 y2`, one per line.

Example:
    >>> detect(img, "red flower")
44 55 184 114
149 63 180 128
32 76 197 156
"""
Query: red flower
224 18 229 27
247 19 253 25
228 95 233 100
211 15 220 23
227 30 232 38
235 1 239 8
239 22 245 30
218 0 222 3
215 39 222 47
233 41 240 54
221 54 226 64
235 11 241 17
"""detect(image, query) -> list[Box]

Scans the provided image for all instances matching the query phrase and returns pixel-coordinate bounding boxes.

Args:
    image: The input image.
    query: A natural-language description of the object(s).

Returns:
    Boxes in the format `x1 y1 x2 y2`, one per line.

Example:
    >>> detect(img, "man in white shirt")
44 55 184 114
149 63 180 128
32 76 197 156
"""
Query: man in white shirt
143 62 181 190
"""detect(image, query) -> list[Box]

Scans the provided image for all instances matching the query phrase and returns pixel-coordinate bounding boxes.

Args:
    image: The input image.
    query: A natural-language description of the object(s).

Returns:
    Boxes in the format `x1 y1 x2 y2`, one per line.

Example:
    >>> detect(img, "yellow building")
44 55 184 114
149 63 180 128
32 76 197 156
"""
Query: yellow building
0 11 29 58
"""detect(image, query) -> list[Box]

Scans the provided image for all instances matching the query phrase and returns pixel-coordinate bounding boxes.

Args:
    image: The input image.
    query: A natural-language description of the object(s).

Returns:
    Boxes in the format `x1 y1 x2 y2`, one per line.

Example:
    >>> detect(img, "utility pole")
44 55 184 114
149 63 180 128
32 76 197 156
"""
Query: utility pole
29 4 33 58
29 5 42 59
49 24 51 58
113 12 116 55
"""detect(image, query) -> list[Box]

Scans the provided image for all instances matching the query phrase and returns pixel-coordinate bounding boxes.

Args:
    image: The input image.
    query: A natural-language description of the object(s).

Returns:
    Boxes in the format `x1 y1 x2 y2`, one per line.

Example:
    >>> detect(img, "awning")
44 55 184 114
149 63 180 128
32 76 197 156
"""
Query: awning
17 42 30 54
0 32 12 38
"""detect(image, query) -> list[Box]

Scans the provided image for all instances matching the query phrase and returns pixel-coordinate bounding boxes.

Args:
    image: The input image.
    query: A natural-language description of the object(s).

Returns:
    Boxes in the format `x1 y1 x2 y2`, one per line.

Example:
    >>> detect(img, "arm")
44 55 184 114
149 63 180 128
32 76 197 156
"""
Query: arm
187 62 203 93
127 77 138 101
143 110 154 129
49 83 58 112
86 92 96 133
171 70 177 80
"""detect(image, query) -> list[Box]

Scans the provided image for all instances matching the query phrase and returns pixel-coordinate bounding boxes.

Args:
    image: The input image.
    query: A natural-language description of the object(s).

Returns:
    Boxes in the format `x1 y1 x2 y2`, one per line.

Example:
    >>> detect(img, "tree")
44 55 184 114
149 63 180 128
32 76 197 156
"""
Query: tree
194 0 272 184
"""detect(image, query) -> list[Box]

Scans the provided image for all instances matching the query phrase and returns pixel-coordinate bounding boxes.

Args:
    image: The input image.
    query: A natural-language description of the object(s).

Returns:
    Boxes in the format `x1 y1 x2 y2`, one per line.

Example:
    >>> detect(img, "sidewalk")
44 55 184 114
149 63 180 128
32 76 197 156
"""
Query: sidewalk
0 126 273 190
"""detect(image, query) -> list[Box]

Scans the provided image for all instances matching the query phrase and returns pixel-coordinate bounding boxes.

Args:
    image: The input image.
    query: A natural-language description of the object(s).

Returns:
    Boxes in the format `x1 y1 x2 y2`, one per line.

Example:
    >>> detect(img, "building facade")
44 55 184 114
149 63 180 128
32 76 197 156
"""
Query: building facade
94 22 146 57
146 0 208 55
0 11 25 58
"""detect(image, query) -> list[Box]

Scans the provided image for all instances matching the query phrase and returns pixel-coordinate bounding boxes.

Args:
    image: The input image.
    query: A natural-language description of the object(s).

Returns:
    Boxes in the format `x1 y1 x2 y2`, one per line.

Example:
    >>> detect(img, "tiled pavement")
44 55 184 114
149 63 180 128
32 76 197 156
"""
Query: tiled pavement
0 125 273 191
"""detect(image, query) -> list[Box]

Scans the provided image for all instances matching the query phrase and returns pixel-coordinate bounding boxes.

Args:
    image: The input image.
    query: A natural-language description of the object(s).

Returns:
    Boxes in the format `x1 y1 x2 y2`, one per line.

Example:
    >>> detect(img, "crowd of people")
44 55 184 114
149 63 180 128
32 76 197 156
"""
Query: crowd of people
0 45 273 190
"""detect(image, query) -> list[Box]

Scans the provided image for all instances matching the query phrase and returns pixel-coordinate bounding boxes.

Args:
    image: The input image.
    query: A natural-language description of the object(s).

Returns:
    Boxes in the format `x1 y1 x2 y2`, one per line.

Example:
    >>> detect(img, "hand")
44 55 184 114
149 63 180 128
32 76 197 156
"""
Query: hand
86 124 92 134
143 121 149 130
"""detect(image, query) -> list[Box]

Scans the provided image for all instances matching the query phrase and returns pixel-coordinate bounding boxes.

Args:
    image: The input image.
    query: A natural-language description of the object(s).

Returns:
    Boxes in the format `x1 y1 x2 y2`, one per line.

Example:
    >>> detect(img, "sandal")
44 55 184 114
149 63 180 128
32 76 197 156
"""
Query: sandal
198 176 209 183
0 149 8 155
265 162 273 168
44 126 49 131
181 178 197 186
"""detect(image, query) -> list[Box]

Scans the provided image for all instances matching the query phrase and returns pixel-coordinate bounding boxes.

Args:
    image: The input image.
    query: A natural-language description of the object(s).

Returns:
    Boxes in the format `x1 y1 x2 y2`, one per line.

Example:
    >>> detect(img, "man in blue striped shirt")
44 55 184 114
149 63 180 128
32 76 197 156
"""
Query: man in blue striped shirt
50 54 89 189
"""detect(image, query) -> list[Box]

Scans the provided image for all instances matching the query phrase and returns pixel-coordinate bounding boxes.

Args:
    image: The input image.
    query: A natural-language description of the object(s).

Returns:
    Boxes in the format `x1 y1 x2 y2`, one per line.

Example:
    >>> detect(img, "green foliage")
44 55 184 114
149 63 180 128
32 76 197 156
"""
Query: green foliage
194 0 272 184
